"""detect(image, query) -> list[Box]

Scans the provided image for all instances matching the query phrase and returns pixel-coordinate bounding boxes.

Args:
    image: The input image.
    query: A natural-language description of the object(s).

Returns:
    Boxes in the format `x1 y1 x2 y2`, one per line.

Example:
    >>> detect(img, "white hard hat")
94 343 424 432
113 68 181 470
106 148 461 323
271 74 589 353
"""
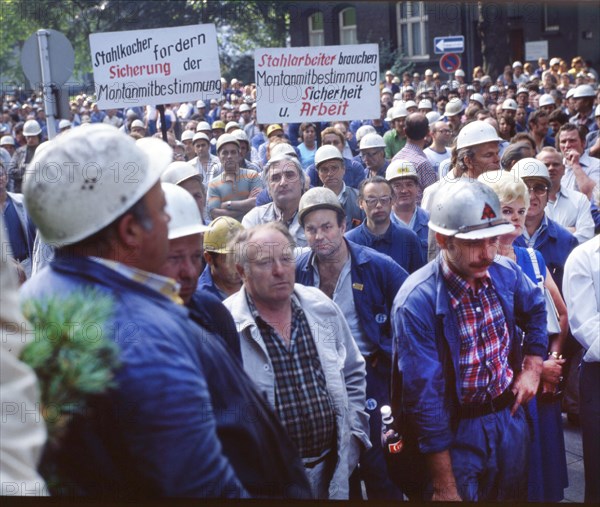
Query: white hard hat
0 135 15 146
196 100 206 108
566 88 576 99
385 160 419 182
270 143 297 158
131 119 145 129
516 87 529 96
225 121 240 132
428 180 514 239
455 69 465 77
512 61 523 68
489 85 499 93
196 121 212 132
444 98 464 117
359 133 386 151
192 132 210 144
573 84 595 98
469 93 485 107
23 124 171 244
239 103 250 112
58 119 72 130
502 99 518 111
161 161 199 185
405 100 418 109
314 145 343 166
162 182 208 239
390 103 409 120
298 187 344 226
549 57 560 66
23 119 42 136
512 157 552 186
538 94 555 107
355 124 377 143
181 130 195 142
418 99 433 110
456 121 502 150
231 129 249 143
216 133 240 152
426 111 441 125
425 69 433 76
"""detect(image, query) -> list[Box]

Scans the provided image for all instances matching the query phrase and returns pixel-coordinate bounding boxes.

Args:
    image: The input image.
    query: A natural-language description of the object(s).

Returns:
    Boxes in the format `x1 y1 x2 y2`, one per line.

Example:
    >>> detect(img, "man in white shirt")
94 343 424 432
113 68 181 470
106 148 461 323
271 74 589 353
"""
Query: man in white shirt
538 147 595 243
424 120 452 178
556 123 599 199
563 233 600 503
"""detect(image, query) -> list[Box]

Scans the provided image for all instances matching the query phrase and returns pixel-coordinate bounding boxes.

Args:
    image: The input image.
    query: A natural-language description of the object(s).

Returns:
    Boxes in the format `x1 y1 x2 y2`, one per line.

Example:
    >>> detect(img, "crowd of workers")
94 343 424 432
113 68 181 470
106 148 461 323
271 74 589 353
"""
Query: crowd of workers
1 53 599 503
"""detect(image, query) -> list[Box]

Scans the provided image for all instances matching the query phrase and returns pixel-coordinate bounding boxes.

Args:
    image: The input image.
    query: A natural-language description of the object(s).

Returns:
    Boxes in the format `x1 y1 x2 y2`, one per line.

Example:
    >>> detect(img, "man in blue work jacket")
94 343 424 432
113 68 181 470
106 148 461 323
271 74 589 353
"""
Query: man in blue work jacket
393 180 547 501
20 125 311 500
295 187 408 500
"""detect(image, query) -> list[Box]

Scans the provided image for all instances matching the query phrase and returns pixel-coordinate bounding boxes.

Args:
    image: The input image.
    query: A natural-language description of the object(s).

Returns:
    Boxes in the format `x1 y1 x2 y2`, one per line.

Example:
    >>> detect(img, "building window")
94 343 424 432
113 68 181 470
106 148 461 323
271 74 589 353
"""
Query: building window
308 12 324 46
339 7 357 45
396 1 428 58
543 5 560 32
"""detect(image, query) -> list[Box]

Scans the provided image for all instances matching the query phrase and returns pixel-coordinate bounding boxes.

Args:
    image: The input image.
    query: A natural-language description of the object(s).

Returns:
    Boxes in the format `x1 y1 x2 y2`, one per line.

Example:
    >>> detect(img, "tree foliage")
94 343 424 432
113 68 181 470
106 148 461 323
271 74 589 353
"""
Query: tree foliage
1 0 291 88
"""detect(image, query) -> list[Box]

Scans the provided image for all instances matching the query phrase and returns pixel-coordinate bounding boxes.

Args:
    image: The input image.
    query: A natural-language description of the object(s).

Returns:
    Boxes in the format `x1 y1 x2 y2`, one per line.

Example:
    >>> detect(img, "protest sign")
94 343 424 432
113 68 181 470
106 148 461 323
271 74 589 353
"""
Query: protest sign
254 44 380 123
89 24 221 109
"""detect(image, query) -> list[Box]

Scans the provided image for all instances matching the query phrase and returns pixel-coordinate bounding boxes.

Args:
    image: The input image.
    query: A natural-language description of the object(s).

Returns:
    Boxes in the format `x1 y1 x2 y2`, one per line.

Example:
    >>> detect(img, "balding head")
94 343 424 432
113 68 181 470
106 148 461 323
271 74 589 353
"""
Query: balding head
404 113 429 141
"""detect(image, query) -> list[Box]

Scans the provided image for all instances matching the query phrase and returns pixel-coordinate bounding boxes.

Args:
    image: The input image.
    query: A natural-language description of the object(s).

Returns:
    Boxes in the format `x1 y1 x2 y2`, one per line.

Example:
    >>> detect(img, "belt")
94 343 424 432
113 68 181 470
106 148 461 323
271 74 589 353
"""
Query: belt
458 389 515 419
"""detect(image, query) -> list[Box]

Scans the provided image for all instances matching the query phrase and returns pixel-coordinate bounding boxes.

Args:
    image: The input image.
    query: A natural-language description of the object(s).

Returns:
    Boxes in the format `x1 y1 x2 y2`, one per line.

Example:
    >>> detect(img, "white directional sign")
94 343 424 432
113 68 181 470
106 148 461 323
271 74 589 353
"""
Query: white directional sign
434 36 465 55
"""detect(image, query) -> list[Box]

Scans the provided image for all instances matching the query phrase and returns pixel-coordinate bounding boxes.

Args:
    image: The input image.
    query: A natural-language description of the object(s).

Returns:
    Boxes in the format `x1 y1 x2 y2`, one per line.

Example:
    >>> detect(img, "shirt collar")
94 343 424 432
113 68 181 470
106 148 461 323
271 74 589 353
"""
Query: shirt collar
91 257 183 305
441 253 491 303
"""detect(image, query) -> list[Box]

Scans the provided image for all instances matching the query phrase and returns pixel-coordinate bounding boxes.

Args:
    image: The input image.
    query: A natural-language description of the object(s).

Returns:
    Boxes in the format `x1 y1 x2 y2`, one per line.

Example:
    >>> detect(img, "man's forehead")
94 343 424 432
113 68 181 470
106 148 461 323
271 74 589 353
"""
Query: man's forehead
304 208 338 224
363 182 391 195
538 153 562 165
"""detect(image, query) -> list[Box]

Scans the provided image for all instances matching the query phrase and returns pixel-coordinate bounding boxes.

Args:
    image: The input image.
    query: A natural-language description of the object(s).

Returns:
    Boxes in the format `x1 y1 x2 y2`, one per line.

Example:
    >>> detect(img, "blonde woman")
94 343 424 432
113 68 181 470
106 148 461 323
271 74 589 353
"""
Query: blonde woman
479 170 568 501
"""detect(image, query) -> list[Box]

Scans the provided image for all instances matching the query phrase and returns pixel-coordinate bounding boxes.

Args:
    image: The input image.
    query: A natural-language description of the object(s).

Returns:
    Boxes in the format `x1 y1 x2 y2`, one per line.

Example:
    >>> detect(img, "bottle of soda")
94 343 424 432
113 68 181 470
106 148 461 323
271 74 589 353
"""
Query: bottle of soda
380 405 404 454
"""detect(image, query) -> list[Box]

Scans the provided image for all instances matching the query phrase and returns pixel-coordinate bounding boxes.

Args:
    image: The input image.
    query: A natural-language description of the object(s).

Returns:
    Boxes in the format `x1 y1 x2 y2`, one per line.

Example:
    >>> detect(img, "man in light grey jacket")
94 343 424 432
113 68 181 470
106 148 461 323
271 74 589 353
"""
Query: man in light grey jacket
223 222 369 500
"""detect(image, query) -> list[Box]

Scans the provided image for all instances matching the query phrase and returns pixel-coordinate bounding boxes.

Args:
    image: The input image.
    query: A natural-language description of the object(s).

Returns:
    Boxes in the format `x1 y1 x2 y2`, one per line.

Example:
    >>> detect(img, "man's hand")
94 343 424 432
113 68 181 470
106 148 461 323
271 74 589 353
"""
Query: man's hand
511 355 543 415
427 451 462 501
565 148 581 168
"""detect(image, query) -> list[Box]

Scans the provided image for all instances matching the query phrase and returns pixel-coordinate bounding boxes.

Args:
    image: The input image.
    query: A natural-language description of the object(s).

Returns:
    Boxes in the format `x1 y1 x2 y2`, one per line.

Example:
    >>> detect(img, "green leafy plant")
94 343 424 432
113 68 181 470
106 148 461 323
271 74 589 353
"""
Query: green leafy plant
20 288 120 447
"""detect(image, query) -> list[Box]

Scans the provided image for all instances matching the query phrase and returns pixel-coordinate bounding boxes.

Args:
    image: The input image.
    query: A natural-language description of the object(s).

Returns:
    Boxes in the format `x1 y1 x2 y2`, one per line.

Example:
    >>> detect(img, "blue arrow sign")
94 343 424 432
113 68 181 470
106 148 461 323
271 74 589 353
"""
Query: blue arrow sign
434 36 465 54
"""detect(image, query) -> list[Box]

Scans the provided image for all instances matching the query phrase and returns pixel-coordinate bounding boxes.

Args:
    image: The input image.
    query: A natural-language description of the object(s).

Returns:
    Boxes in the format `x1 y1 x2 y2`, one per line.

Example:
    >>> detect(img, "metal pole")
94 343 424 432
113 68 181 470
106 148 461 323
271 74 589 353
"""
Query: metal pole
36 29 57 140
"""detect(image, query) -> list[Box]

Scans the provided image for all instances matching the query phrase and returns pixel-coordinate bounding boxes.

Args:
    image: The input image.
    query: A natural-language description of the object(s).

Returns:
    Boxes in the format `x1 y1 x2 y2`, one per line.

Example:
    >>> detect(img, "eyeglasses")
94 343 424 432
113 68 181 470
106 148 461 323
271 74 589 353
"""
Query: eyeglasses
317 164 342 175
361 150 383 158
436 129 452 134
526 184 549 195
363 196 392 208
391 180 417 190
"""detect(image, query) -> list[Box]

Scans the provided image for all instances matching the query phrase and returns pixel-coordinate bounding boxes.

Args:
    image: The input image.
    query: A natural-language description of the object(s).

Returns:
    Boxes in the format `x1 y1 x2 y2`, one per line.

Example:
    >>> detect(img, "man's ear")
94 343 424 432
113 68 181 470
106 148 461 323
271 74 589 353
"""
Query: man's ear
235 263 246 282
116 213 144 248
435 232 449 250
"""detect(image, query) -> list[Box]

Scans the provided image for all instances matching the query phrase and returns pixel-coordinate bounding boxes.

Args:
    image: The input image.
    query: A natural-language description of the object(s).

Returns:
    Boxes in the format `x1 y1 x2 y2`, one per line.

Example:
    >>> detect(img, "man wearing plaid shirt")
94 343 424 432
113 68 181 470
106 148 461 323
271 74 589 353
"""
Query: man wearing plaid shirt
224 222 369 500
392 181 547 501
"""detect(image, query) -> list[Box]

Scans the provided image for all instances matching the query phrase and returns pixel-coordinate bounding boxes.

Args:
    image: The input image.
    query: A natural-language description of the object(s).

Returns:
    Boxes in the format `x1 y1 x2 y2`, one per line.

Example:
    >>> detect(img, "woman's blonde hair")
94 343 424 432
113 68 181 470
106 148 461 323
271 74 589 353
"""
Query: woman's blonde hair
477 170 530 208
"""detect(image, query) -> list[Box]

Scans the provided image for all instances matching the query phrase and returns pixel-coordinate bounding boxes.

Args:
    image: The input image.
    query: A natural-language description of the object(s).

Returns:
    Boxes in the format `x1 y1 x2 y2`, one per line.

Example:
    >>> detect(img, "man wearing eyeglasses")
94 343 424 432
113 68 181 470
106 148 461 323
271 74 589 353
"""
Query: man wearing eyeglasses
512 158 579 293
295 187 408 501
242 154 309 247
345 176 425 273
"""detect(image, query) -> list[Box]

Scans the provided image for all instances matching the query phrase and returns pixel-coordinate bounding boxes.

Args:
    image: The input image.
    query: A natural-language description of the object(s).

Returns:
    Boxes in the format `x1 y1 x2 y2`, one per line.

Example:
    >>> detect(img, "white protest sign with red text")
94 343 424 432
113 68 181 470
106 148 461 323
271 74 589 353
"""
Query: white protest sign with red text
254 44 380 124
90 24 221 109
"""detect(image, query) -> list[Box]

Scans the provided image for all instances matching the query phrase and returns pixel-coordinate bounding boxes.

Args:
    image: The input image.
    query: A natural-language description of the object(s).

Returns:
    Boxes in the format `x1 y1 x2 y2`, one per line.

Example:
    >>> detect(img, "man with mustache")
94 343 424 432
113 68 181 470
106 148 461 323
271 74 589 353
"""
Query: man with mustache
393 180 547 501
